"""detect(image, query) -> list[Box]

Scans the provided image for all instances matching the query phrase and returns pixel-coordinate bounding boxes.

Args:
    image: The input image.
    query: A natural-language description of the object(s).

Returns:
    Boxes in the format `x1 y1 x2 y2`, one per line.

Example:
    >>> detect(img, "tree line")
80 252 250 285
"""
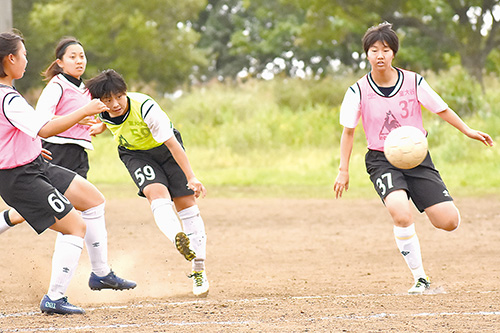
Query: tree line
12 0 500 93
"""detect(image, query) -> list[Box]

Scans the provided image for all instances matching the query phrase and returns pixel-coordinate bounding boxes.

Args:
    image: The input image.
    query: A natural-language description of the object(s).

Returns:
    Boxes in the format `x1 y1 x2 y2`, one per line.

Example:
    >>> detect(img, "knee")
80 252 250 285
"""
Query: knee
426 202 461 232
434 210 460 232
391 211 413 227
82 201 106 219
442 214 461 232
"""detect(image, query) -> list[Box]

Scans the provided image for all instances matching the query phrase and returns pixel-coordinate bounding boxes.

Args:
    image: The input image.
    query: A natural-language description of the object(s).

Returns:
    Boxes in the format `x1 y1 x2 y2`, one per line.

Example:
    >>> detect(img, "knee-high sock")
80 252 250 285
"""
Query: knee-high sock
82 202 110 277
151 198 182 244
394 224 426 281
47 234 83 300
0 210 14 234
178 205 207 271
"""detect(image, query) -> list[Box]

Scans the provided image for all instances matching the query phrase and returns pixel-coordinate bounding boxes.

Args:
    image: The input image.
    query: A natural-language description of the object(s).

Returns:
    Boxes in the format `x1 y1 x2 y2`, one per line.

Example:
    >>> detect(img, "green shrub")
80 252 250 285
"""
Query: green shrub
424 66 486 117
88 71 500 198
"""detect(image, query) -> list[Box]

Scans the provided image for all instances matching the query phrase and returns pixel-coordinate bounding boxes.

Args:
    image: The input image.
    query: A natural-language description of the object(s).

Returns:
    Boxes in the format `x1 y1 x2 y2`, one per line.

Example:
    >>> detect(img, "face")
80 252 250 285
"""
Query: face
10 41 28 80
366 40 394 72
56 44 86 79
100 92 128 117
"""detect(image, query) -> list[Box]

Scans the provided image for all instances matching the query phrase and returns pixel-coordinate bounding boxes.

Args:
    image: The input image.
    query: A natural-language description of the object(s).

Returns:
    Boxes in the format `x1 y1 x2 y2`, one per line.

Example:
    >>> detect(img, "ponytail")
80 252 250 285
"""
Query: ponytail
41 37 82 81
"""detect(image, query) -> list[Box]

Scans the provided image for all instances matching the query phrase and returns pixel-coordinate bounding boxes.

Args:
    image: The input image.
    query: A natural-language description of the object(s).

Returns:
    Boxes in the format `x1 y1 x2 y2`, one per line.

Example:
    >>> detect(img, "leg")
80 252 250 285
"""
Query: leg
144 183 195 261
385 190 428 294
41 210 86 315
384 190 414 228
425 201 460 231
64 176 136 291
174 195 207 262
64 176 109 275
0 207 26 234
174 195 209 297
63 175 105 212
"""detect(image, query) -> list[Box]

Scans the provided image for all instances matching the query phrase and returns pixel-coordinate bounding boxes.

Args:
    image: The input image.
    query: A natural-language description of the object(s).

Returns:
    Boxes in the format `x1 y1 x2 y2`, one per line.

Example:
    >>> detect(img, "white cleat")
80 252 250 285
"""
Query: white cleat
190 270 209 297
408 277 430 295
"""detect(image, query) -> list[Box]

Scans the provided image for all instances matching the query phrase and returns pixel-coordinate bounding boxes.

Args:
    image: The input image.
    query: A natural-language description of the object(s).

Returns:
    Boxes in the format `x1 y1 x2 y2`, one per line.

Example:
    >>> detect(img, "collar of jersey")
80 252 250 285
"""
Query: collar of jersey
367 67 403 97
60 73 84 89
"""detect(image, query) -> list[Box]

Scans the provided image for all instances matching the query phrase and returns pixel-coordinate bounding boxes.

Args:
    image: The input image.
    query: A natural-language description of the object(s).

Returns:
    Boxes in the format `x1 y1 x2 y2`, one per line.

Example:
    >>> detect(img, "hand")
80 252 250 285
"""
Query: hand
333 170 349 199
78 115 99 126
90 122 107 136
41 148 52 161
467 129 494 147
83 99 110 117
187 177 207 198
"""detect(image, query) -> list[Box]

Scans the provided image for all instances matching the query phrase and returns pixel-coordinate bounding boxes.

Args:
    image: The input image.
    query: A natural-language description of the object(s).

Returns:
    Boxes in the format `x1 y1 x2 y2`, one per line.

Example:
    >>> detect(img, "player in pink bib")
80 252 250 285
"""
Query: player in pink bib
37 37 96 177
333 23 494 295
0 33 135 314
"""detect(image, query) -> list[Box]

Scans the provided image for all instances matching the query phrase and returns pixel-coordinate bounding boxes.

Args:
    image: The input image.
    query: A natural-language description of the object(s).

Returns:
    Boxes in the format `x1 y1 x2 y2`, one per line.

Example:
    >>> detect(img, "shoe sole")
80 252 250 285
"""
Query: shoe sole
408 285 430 295
175 232 196 261
89 285 136 291
41 310 85 315
194 289 209 298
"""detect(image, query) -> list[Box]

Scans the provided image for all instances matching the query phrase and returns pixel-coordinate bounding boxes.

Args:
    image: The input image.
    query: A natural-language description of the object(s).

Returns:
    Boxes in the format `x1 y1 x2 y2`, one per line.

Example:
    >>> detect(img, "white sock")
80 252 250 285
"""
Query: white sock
47 234 83 300
151 198 182 244
0 209 14 234
178 205 207 263
394 224 426 281
82 202 111 277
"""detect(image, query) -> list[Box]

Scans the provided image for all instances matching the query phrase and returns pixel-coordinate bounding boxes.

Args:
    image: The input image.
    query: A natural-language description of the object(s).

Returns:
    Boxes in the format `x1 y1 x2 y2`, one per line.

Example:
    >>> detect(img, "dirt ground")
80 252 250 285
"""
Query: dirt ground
1 193 500 332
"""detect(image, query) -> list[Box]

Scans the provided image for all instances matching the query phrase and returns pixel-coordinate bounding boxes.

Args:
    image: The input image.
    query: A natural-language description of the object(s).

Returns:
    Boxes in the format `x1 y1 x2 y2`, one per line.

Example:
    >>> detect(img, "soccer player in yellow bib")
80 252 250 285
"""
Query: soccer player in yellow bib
87 69 209 297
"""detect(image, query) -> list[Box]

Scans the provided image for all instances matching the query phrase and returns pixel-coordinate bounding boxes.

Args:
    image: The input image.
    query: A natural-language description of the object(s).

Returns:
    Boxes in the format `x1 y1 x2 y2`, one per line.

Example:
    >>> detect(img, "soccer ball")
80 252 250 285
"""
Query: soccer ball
384 126 428 169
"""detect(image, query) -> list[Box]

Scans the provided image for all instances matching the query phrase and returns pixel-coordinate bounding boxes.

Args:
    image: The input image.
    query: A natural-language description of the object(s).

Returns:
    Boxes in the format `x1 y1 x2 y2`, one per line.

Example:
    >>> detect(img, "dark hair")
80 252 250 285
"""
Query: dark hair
42 37 83 81
362 22 399 56
86 69 128 99
0 31 24 78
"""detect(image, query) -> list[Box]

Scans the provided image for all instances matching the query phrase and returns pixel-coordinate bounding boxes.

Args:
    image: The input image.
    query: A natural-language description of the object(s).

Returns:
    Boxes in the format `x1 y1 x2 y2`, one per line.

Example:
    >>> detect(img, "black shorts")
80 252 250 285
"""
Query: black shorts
118 130 194 198
365 150 453 212
42 142 89 178
0 155 76 234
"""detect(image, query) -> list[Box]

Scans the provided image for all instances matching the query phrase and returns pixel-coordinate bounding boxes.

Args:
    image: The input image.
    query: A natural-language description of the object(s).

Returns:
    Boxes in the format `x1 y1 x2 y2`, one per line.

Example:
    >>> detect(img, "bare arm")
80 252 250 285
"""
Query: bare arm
38 99 108 138
438 108 494 146
164 136 207 198
333 127 356 199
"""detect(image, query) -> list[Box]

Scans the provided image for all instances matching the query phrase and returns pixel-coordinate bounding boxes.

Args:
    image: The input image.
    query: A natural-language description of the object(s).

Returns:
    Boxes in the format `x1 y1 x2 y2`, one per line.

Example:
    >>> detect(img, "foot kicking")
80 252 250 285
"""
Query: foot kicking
89 270 137 291
175 232 196 261
40 295 85 315
189 270 209 297
408 277 430 295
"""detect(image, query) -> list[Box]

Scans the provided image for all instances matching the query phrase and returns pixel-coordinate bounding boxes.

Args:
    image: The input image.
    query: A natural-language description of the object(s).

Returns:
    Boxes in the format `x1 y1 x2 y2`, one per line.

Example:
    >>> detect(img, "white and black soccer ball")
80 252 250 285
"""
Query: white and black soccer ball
384 126 428 169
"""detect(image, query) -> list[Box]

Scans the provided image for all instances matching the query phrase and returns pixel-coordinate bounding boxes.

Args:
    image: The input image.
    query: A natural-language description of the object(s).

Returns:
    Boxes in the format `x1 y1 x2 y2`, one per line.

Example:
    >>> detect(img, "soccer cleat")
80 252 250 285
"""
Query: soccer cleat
175 232 196 261
189 270 209 297
88 270 137 291
408 276 430 295
40 295 85 315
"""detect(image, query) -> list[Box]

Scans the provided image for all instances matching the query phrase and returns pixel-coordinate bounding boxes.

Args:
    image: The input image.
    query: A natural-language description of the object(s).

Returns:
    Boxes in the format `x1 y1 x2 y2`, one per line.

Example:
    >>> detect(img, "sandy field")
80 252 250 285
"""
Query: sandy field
1 194 500 332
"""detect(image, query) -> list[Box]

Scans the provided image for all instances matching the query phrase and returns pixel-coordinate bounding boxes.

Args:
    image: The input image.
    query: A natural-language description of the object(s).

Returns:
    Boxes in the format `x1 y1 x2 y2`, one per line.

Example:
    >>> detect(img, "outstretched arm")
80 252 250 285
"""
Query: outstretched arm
438 108 494 146
38 99 109 138
164 136 207 198
333 127 356 199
